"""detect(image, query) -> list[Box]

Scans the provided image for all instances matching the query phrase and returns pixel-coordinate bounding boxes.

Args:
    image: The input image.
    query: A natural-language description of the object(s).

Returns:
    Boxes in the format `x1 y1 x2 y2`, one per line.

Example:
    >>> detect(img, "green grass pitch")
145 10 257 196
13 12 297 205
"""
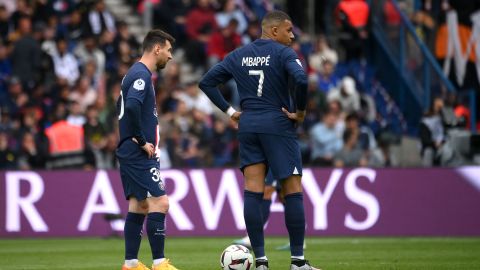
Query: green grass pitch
0 237 479 269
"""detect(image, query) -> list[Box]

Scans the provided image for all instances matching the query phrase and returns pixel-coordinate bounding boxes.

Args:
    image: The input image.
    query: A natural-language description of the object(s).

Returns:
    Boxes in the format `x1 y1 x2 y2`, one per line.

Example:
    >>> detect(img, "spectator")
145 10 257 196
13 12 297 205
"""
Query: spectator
241 19 261 45
97 131 118 169
51 37 80 86
215 0 248 34
99 30 117 74
210 117 235 166
185 0 218 41
0 1 14 16
48 0 75 22
184 0 218 69
10 15 41 90
66 101 86 127
34 22 57 91
74 34 106 79
368 133 399 167
1 77 28 117
17 131 45 169
152 0 188 45
66 10 86 46
345 112 376 151
420 97 445 166
315 58 340 94
100 81 121 132
83 105 108 168
440 91 461 129
113 21 140 60
309 111 344 166
10 0 32 31
87 0 115 36
334 128 368 167
207 18 242 66
336 0 370 61
44 117 85 169
69 77 97 113
176 80 215 116
0 130 16 168
170 100 202 167
327 76 361 114
17 107 46 151
309 35 338 75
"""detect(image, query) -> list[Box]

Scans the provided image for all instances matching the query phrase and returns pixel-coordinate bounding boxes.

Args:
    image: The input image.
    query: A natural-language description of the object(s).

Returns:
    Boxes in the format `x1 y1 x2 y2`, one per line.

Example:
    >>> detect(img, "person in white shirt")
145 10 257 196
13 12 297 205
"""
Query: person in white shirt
52 37 80 86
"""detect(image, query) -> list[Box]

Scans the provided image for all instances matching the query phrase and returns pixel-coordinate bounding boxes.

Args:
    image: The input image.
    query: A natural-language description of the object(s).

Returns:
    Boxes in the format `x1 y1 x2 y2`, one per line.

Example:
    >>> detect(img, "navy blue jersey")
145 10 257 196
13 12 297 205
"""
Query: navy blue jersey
116 62 159 163
199 39 307 137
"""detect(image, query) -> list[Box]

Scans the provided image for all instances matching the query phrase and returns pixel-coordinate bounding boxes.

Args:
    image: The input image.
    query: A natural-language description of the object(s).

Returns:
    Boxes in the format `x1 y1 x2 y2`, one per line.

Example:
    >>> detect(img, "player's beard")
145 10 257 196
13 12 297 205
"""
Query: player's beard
156 60 167 71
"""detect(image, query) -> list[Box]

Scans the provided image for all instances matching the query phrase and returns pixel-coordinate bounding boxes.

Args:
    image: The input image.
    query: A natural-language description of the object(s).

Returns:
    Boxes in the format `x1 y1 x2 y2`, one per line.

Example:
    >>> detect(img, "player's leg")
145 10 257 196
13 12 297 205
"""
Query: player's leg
120 166 150 270
282 173 318 270
123 198 149 270
262 135 319 270
281 176 305 258
238 132 269 269
233 169 275 249
147 195 178 270
243 162 267 261
140 167 179 270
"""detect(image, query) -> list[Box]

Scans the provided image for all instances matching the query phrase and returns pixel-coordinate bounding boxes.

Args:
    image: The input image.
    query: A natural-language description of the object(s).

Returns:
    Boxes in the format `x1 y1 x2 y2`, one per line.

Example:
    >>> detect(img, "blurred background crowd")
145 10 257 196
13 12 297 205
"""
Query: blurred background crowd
0 0 479 170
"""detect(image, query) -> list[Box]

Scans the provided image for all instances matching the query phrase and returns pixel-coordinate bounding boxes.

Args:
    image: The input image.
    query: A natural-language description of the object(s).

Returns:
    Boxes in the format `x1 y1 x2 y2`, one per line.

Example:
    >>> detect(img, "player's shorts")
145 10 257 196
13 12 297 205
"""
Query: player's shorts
119 160 166 201
238 132 302 181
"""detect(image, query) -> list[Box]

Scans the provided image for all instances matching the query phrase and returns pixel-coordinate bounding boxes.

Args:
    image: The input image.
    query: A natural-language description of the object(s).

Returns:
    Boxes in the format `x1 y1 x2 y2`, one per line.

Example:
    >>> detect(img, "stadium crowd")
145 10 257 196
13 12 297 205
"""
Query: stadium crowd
0 0 477 170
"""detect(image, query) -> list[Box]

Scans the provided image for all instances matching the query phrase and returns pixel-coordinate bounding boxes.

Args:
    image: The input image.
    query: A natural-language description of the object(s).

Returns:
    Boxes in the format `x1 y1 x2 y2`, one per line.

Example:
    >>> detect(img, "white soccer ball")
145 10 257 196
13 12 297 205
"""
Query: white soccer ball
220 244 254 270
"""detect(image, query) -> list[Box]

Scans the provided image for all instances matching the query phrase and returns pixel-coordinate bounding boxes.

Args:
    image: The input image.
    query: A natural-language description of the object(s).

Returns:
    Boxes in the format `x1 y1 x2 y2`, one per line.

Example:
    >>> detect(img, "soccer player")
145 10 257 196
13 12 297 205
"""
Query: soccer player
199 10 319 270
116 29 179 270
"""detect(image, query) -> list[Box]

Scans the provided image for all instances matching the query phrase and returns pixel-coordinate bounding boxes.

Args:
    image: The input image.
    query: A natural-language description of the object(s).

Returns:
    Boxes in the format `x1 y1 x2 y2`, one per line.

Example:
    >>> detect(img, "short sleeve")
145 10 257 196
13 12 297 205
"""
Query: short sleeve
126 72 152 104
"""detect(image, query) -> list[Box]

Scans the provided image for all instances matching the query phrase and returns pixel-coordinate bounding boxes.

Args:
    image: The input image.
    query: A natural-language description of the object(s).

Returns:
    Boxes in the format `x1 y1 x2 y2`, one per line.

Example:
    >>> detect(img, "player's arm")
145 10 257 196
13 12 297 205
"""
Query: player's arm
199 60 241 121
125 74 155 157
281 48 308 123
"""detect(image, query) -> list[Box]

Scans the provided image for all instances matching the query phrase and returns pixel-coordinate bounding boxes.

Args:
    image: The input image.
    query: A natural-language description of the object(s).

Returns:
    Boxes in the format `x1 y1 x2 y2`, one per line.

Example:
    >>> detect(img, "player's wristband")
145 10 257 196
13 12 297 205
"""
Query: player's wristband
226 106 237 117
133 136 146 146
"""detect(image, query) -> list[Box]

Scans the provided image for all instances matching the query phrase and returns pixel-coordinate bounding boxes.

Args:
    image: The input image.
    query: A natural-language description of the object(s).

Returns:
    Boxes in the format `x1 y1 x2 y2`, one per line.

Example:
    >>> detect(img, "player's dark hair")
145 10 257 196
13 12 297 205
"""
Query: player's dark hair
142 29 175 52
261 10 292 28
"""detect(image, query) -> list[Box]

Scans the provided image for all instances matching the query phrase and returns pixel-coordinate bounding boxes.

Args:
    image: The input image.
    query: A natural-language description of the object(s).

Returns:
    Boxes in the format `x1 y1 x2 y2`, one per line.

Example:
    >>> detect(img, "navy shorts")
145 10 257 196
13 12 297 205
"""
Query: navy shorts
238 132 302 181
119 161 166 201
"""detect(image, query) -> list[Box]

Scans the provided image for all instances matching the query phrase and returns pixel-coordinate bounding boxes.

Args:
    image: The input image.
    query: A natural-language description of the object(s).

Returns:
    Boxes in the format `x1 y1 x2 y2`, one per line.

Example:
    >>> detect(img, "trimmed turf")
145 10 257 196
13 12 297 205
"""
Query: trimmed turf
0 237 479 269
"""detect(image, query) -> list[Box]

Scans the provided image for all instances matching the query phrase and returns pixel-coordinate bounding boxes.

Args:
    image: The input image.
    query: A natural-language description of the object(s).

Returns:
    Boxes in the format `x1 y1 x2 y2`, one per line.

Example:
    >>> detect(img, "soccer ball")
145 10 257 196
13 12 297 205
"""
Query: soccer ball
220 244 254 270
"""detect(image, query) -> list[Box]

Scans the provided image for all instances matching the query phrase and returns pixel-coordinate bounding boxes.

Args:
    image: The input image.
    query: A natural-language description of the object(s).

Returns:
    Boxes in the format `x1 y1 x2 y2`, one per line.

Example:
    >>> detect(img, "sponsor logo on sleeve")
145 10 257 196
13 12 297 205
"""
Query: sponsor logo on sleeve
133 79 145 90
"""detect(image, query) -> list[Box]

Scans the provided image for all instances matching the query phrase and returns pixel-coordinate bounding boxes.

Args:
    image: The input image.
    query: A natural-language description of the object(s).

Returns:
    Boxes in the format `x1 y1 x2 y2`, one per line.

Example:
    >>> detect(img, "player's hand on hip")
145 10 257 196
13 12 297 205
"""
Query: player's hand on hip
133 137 155 158
230 111 242 129
282 108 306 123
231 111 241 122
141 142 155 158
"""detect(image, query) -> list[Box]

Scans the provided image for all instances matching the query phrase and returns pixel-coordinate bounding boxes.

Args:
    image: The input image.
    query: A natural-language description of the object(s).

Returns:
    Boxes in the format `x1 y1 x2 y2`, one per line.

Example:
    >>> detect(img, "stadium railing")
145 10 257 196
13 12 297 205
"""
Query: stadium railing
366 0 479 134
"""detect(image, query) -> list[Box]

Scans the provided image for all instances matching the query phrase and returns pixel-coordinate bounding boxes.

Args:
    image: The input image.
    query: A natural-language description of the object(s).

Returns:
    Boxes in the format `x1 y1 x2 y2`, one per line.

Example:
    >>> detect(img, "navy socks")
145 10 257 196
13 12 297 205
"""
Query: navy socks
124 212 145 260
284 192 305 257
244 190 265 258
147 212 166 260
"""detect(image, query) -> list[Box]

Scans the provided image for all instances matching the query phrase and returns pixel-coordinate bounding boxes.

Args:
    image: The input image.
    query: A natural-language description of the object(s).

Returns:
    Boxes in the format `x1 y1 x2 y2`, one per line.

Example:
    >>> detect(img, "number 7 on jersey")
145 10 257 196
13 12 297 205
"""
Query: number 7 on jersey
249 70 264 97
